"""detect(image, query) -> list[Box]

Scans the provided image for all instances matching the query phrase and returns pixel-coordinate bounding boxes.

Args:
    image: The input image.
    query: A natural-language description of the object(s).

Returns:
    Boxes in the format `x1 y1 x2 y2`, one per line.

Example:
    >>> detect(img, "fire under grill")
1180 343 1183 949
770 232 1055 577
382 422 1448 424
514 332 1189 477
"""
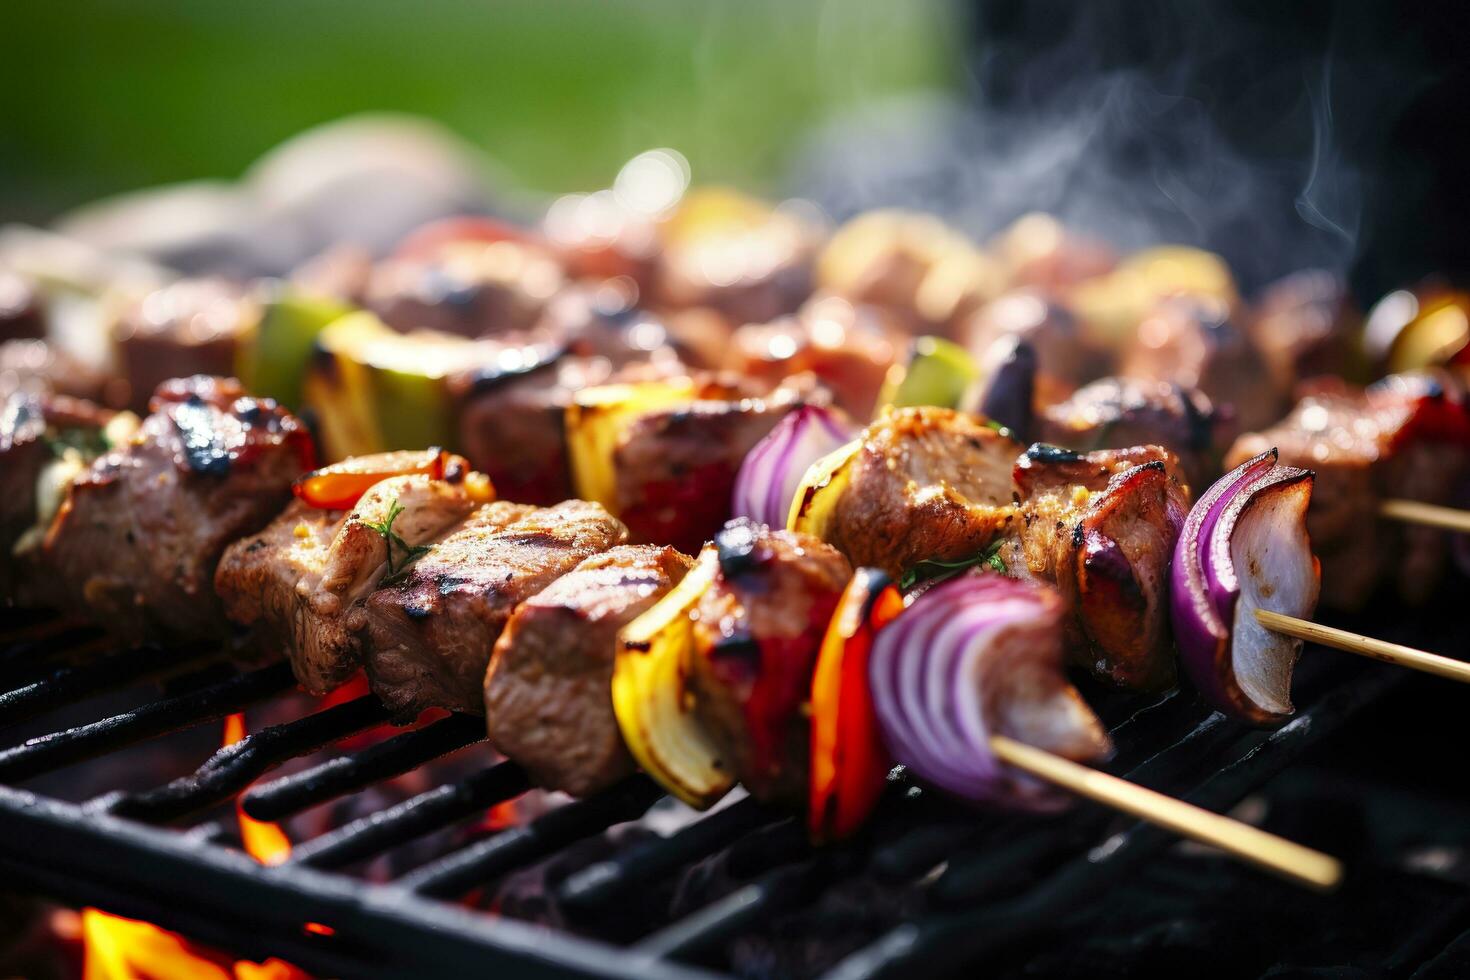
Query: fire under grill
2 604 1469 979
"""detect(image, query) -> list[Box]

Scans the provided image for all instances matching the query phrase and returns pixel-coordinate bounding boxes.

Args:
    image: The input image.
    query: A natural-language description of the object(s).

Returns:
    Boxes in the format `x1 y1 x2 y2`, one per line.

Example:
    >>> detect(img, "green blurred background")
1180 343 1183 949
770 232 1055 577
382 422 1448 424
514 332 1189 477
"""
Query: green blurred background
1 0 959 222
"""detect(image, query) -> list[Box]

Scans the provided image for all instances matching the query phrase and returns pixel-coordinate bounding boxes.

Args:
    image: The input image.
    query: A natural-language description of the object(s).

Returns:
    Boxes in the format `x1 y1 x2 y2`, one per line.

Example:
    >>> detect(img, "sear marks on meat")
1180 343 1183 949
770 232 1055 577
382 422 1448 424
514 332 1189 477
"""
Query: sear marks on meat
612 382 810 553
44 376 312 644
365 499 626 716
484 544 693 797
112 280 261 413
1002 444 1188 690
689 520 852 805
1119 295 1285 433
1038 376 1226 494
821 406 1023 578
1226 372 1470 610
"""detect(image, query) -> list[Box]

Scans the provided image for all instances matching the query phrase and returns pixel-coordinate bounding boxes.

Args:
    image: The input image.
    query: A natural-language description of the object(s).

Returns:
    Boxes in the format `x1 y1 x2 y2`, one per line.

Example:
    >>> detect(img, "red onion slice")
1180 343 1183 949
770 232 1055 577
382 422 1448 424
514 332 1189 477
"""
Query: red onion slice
732 405 855 528
869 571 1110 811
1171 449 1321 724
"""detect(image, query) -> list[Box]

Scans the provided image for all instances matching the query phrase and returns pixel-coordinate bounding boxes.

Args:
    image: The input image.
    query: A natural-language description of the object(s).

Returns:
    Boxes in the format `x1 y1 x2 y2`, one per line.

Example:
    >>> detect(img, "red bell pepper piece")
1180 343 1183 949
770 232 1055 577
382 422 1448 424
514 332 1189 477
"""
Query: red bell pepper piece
292 448 473 510
809 568 905 842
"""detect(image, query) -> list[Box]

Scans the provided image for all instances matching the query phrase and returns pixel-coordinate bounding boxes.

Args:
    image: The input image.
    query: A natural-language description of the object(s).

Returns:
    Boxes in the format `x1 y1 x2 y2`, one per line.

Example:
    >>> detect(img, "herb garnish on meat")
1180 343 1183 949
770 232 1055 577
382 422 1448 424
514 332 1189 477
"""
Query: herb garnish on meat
899 542 1007 591
365 498 432 583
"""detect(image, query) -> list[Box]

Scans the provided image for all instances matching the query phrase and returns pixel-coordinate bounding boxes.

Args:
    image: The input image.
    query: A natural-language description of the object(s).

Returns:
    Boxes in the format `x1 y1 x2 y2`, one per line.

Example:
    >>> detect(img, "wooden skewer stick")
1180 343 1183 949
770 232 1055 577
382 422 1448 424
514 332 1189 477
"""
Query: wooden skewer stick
990 735 1342 892
1379 498 1470 534
1255 608 1470 684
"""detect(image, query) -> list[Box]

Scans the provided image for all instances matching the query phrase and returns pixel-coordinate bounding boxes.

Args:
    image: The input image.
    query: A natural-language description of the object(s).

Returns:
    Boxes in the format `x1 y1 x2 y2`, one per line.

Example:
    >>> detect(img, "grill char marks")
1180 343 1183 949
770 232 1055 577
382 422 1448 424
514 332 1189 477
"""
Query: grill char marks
484 544 693 797
43 376 311 645
365 500 626 716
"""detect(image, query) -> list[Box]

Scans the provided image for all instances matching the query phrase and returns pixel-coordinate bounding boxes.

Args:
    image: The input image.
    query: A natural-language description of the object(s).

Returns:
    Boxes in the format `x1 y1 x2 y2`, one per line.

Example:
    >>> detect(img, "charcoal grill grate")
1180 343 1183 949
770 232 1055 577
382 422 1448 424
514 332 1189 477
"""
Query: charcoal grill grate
0 607 1461 979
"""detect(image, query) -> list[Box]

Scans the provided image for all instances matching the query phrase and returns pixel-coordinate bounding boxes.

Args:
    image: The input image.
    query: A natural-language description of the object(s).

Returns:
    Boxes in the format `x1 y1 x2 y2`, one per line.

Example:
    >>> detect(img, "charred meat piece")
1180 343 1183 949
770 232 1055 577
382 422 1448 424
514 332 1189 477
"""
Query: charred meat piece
365 499 626 715
367 241 564 338
611 382 810 553
1120 295 1284 432
1226 372 1470 610
1 393 130 603
1002 444 1188 690
43 376 313 644
689 520 852 805
1249 269 1361 391
484 544 693 796
221 472 488 693
1038 376 1227 493
811 406 1023 578
963 289 1106 408
112 280 260 412
1 339 115 405
733 294 900 419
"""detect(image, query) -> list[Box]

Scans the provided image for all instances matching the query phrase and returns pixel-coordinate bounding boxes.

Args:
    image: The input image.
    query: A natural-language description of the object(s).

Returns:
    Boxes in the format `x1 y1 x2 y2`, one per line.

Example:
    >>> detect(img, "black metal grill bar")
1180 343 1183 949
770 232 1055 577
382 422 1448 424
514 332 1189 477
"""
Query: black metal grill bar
0 786 711 980
0 642 208 728
105 695 393 824
822 668 1403 980
634 860 822 961
242 712 485 822
0 661 295 782
286 760 533 870
0 630 113 687
399 776 666 898
559 795 778 914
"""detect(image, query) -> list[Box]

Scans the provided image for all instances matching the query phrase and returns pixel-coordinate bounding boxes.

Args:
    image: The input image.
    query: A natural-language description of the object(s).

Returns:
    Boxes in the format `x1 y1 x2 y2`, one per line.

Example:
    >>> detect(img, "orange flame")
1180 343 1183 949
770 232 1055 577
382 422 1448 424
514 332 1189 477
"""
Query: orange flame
77 713 311 979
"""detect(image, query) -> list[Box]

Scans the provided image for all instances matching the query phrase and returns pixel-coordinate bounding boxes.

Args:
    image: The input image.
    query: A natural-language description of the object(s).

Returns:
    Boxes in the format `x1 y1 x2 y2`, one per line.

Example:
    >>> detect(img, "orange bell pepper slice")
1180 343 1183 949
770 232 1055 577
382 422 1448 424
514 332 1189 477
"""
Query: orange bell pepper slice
292 448 470 510
809 568 905 842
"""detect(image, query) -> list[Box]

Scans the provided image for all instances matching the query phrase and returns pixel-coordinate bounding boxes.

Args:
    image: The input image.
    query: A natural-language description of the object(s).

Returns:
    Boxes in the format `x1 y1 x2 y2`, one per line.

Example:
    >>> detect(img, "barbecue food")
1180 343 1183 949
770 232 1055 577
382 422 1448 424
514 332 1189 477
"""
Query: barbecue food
1226 372 1470 610
44 376 313 644
365 499 626 715
733 294 899 419
0 268 43 342
1249 269 1361 392
366 239 565 338
484 544 692 796
1119 295 1284 432
1 393 133 602
963 289 1105 408
215 460 485 691
791 406 1023 578
112 280 260 413
1001 443 1189 690
0 339 114 404
1038 376 1225 491
687 520 851 804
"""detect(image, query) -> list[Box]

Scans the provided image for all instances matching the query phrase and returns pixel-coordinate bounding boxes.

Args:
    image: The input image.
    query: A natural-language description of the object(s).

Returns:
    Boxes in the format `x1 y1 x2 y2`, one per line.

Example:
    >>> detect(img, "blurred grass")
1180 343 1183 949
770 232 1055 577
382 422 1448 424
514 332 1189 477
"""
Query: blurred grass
0 0 959 221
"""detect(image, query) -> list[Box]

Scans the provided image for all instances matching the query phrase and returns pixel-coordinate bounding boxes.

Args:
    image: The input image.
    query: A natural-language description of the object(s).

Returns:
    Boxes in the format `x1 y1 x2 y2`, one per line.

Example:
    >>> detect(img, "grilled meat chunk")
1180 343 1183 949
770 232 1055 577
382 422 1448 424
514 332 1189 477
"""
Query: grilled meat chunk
1038 376 1226 492
1120 295 1284 432
365 499 626 715
612 383 809 553
1226 372 1470 610
812 406 1023 578
367 241 565 338
689 521 852 805
484 544 693 796
1249 269 1361 391
44 376 312 644
1001 444 1188 690
1 339 113 404
113 280 260 413
963 289 1105 408
0 268 43 342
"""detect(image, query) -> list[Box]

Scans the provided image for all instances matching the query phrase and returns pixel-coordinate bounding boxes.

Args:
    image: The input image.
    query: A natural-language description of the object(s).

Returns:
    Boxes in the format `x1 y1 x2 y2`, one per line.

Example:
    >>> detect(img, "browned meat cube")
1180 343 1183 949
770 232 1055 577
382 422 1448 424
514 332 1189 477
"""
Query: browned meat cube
484 544 693 796
689 521 851 805
1226 372 1470 610
611 384 810 553
1 339 118 406
218 474 495 693
1249 269 1361 392
365 500 627 715
1002 444 1188 690
0 268 44 342
803 406 1023 578
1038 376 1229 493
1119 295 1285 432
112 280 260 413
366 241 565 338
43 376 313 644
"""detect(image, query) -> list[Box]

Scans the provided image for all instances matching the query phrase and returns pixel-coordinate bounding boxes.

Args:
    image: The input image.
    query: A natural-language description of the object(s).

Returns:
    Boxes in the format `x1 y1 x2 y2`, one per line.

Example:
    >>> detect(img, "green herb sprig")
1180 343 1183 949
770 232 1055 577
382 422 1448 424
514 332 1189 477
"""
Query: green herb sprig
898 541 1007 591
364 498 432 583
